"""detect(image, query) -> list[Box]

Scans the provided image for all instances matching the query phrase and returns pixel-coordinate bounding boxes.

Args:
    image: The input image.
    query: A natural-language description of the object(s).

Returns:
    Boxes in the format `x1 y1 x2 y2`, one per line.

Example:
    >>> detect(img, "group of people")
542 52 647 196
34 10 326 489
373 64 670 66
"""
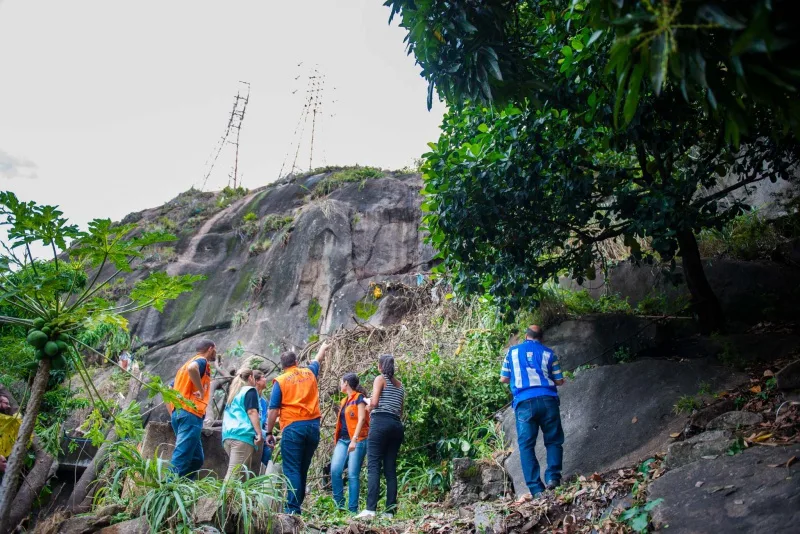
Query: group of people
167 339 406 518
166 323 565 515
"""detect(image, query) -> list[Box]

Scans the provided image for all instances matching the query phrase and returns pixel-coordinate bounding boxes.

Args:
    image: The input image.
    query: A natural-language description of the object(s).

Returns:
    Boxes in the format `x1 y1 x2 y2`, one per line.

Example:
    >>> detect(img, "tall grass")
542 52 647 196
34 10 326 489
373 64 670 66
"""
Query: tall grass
94 442 286 534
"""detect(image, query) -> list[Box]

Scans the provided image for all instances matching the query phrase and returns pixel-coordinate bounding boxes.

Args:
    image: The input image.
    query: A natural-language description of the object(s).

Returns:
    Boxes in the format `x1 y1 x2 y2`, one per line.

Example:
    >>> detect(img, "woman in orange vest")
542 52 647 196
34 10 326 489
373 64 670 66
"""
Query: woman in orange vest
331 373 370 512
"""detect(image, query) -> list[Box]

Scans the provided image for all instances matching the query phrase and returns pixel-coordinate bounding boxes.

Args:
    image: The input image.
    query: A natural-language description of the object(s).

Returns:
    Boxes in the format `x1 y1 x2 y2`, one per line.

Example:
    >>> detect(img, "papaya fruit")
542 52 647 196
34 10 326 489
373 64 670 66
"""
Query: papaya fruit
41 326 52 336
44 341 60 358
51 354 67 370
58 332 69 342
26 361 39 371
26 330 49 349
33 318 46 329
34 349 44 361
56 340 68 353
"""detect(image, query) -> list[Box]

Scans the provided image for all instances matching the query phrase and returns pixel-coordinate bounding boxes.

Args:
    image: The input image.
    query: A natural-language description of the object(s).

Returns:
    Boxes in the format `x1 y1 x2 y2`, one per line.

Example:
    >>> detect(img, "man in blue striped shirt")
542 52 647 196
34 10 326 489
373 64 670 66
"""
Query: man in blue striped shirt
501 325 565 498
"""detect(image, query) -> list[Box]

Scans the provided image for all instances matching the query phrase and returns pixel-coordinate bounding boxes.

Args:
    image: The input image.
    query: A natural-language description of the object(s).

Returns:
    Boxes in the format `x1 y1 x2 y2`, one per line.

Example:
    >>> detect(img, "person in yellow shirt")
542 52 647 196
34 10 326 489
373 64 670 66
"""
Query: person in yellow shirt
0 394 20 478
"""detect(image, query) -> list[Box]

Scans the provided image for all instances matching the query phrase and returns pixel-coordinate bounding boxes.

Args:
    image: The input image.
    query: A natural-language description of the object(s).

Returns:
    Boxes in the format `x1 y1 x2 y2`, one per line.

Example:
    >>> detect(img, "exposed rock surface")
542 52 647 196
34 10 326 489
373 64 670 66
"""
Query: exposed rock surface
650 445 800 533
448 458 508 506
665 430 736 469
705 411 764 431
140 422 262 478
777 360 800 390
94 518 149 534
502 358 746 497
115 172 435 421
55 505 126 534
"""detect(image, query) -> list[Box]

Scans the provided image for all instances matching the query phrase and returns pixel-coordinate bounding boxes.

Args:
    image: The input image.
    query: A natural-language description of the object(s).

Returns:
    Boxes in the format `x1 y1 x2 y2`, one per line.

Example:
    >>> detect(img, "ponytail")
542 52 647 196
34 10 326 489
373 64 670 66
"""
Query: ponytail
378 354 395 380
227 368 254 405
342 372 368 396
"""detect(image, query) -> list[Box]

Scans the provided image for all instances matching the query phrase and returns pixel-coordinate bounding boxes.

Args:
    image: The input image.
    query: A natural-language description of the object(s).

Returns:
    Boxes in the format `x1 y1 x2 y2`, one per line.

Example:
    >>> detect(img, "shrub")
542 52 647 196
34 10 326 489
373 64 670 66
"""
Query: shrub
311 166 384 198
698 209 783 260
308 298 322 327
248 239 272 256
242 212 258 222
354 298 378 321
262 214 294 232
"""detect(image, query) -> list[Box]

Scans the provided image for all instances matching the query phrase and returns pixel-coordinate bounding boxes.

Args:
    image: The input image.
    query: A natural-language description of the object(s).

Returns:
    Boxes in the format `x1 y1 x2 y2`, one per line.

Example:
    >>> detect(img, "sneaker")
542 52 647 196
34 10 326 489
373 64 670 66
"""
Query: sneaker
355 510 376 520
380 513 394 519
546 480 561 490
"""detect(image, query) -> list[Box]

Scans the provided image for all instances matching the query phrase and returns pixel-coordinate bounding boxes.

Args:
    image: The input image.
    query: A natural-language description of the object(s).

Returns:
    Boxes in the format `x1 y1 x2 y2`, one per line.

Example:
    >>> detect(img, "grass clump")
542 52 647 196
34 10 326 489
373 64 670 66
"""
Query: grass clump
698 208 786 260
354 298 379 321
248 239 272 256
673 395 699 414
262 214 294 232
311 166 384 198
308 298 322 327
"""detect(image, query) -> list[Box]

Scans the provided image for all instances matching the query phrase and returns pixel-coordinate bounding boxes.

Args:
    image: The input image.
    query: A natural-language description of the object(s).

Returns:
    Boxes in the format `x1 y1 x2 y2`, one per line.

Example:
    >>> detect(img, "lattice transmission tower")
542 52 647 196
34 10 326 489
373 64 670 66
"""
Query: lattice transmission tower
200 80 251 191
278 65 336 179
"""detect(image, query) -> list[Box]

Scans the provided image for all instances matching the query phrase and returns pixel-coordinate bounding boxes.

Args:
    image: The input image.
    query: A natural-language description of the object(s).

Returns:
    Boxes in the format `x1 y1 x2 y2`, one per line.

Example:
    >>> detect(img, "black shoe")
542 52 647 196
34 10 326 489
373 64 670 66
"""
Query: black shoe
546 480 561 490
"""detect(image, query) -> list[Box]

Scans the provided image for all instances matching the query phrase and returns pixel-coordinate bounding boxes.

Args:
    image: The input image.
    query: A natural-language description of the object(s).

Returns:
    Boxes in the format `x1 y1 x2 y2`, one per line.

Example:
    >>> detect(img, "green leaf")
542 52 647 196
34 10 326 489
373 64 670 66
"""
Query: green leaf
644 498 664 512
477 123 489 133
587 30 603 47
623 61 646 124
630 512 649 532
561 46 573 58
571 38 584 51
129 272 205 313
650 33 668 96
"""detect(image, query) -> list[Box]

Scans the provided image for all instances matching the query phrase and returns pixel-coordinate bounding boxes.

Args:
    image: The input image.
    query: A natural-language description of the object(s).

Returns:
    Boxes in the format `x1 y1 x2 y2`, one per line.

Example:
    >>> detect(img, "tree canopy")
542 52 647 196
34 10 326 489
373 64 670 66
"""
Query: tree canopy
384 0 800 330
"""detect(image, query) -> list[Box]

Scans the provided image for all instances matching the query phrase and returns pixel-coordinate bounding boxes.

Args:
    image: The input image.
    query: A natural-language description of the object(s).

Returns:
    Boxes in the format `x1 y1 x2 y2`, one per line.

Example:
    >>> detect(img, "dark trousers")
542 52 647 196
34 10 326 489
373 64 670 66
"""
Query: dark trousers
366 413 404 513
515 396 564 494
281 421 320 514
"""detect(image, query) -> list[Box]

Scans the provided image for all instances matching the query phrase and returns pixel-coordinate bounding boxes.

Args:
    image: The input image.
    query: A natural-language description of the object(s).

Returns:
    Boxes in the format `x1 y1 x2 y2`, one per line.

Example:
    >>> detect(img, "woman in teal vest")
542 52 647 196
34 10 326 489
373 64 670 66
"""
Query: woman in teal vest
222 369 264 480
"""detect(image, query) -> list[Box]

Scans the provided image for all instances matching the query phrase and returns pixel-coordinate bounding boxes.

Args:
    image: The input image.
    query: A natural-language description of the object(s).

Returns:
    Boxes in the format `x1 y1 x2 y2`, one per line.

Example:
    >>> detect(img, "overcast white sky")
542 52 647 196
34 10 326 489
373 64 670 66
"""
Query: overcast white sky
0 0 444 229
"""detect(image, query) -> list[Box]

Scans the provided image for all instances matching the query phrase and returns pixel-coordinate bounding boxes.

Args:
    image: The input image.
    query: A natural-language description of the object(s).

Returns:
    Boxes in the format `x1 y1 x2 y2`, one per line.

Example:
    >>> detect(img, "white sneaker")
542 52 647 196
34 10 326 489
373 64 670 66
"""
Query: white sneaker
355 510 376 520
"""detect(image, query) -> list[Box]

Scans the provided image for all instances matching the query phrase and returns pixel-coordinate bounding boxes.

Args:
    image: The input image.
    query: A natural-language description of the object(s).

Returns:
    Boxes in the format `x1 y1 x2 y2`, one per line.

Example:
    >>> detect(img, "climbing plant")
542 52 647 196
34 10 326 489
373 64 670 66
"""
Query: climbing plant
0 191 203 530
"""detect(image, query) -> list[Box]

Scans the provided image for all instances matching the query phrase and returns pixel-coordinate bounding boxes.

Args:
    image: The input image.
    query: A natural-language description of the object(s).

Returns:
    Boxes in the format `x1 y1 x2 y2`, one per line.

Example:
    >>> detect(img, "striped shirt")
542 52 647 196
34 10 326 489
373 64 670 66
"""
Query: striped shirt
500 340 563 408
373 375 404 418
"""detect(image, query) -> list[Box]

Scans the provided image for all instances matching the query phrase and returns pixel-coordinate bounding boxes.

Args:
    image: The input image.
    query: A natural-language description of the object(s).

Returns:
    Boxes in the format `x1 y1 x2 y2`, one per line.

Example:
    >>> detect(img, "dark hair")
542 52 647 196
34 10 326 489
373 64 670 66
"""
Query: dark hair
378 354 395 380
280 351 298 369
526 327 543 340
342 372 368 396
195 338 216 353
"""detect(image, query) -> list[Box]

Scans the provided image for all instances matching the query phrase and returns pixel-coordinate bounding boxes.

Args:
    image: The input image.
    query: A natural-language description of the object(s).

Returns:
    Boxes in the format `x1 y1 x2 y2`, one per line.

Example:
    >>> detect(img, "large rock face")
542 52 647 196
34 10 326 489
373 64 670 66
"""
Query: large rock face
501 358 746 497
118 171 435 419
649 445 800 533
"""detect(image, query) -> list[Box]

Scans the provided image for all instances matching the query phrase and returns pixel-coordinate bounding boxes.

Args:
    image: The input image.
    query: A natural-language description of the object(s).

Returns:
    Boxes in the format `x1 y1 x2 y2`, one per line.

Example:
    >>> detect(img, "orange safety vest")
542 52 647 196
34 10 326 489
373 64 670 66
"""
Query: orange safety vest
168 355 212 418
273 365 321 428
334 391 370 444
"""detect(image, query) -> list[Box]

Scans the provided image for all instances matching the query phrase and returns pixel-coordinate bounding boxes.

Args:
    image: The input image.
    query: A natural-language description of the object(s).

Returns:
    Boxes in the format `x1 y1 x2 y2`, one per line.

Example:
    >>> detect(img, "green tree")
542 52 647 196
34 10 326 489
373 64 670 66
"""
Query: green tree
383 0 799 331
0 192 202 531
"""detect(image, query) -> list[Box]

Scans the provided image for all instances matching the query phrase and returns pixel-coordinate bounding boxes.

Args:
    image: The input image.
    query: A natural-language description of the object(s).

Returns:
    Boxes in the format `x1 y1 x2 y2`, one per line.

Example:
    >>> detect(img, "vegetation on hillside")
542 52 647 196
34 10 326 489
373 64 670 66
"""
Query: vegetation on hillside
385 0 799 333
0 192 202 530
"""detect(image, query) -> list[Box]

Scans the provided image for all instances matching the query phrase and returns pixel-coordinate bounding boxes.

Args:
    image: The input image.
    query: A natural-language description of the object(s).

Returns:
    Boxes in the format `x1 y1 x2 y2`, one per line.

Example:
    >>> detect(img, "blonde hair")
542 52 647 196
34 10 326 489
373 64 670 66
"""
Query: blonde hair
227 368 256 405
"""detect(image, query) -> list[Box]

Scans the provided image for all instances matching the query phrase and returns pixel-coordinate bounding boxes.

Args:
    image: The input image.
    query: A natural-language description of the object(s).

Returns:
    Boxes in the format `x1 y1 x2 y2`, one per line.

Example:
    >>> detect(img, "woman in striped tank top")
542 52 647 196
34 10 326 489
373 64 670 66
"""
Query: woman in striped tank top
355 354 405 519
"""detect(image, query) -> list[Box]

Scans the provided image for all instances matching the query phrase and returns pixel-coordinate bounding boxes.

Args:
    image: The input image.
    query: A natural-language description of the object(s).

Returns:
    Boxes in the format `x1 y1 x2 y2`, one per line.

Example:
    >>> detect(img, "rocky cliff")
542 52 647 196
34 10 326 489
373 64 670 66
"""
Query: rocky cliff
112 169 435 418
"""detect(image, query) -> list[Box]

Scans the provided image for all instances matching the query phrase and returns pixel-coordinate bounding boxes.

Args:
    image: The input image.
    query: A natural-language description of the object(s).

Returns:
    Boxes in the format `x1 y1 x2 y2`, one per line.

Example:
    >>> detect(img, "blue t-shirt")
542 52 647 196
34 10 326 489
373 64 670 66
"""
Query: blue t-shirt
500 340 563 408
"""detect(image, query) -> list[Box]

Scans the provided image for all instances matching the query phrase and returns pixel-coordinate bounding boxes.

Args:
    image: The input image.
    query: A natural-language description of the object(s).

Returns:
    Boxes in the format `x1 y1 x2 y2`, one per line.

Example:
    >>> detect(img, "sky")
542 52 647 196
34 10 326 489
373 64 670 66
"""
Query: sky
0 0 444 230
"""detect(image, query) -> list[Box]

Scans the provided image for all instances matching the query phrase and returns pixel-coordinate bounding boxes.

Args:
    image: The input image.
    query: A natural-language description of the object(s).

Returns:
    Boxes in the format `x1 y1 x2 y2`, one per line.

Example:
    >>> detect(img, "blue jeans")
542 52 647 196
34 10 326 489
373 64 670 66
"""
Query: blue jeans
515 396 564 494
331 438 368 512
281 421 320 514
170 409 204 479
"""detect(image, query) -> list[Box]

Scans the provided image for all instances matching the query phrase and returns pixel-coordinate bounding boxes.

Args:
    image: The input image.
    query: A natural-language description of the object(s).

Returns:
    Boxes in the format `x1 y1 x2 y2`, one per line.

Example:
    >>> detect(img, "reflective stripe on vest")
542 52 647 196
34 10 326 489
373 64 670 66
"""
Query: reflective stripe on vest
334 391 370 444
169 355 211 418
273 366 321 428
222 386 258 447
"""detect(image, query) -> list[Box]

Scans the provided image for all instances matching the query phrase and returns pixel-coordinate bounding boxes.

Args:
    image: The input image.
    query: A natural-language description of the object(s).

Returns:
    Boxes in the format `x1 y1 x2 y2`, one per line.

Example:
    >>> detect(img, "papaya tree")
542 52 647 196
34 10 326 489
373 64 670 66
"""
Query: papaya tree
383 0 800 331
0 191 203 531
